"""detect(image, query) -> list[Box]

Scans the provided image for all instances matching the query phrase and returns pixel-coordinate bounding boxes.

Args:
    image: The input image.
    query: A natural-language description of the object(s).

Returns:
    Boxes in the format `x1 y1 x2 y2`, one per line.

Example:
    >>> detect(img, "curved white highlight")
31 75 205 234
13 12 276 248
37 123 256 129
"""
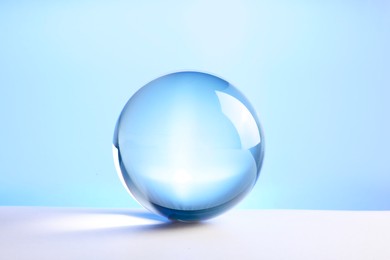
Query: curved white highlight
215 91 261 149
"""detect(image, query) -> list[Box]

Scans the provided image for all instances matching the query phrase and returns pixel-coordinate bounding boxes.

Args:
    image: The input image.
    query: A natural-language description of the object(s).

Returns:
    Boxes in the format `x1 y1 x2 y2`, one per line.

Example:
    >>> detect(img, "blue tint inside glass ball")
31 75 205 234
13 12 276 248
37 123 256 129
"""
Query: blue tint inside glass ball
113 71 264 222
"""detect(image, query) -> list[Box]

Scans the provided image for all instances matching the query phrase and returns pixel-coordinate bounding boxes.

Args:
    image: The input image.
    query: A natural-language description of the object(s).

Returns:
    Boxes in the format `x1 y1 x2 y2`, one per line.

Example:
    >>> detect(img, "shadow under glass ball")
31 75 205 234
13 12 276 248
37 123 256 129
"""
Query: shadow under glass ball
113 71 264 222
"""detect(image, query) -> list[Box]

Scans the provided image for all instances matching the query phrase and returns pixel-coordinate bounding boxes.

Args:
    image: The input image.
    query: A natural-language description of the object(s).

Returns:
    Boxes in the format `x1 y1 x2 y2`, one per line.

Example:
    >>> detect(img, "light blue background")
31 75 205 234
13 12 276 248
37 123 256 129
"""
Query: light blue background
1 0 389 209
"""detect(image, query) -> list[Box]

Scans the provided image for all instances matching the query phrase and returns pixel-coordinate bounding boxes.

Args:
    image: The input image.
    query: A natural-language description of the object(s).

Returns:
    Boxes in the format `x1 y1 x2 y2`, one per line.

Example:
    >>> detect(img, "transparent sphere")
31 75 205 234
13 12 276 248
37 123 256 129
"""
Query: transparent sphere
113 71 264 222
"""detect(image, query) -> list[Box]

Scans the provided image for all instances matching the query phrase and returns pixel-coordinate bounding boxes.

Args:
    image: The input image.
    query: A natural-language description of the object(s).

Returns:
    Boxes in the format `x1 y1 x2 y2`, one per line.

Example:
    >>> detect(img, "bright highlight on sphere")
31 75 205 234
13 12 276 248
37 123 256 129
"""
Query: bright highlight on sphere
113 71 264 221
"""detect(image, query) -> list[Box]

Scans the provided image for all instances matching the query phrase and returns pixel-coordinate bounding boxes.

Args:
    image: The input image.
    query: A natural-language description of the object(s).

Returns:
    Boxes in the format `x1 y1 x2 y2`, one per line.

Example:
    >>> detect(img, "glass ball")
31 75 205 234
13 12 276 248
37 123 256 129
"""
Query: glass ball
113 71 264 222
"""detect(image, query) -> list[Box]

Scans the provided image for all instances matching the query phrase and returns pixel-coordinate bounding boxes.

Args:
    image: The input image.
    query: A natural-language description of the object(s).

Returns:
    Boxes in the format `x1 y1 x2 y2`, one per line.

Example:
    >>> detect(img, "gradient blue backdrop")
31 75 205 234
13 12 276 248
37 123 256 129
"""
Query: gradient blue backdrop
1 0 389 209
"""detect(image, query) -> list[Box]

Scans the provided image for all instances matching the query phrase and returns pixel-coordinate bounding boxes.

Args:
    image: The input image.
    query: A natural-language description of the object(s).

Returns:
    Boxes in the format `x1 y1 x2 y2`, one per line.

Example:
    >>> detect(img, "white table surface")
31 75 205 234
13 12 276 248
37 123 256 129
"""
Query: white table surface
1 207 389 260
